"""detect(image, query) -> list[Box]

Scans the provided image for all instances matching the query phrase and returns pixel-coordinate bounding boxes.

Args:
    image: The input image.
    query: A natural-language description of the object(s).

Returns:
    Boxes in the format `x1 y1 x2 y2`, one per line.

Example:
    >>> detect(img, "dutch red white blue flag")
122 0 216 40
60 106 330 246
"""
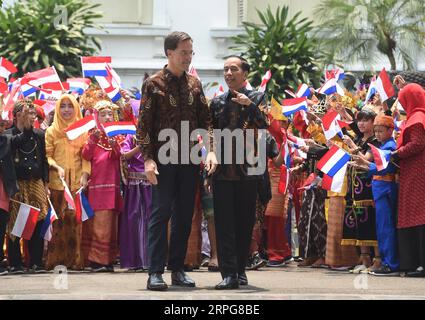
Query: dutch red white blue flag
321 110 347 140
95 64 121 102
319 146 350 193
281 97 308 117
81 56 111 77
102 121 137 137
296 83 311 98
75 189 94 223
317 145 351 177
40 198 58 241
67 78 91 95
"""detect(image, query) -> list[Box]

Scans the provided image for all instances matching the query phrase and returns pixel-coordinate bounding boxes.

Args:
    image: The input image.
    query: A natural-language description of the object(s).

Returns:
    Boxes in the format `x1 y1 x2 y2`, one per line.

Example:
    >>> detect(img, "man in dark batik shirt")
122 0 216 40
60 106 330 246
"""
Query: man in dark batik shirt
209 56 268 289
137 31 217 291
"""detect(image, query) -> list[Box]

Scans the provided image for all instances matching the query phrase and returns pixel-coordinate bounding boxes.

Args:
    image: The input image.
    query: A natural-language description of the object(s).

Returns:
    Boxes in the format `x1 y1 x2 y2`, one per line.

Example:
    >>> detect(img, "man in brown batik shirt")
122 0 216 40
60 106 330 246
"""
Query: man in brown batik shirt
137 31 217 291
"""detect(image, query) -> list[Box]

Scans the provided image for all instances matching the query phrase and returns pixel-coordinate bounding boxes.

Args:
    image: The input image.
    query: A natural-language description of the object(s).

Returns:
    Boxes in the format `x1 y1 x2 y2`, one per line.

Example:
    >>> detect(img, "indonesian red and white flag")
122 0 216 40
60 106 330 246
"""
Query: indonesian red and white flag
375 68 395 102
11 201 40 240
61 178 75 210
64 114 96 140
0 57 18 79
21 67 62 89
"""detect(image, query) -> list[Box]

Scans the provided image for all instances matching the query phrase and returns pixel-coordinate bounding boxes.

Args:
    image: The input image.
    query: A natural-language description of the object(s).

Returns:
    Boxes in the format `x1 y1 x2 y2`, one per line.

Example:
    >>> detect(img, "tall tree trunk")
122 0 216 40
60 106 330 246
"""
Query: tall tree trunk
387 49 397 71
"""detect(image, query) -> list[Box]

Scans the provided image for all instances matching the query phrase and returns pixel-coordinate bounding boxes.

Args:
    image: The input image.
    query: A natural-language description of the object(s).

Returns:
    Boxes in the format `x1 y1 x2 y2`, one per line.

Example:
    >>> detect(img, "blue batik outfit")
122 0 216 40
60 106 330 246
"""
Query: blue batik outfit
368 137 400 271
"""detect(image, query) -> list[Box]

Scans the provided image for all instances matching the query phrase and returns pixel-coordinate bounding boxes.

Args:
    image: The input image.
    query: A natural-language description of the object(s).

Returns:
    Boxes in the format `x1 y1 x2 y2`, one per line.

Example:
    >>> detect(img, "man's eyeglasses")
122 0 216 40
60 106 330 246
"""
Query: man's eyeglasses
175 50 195 57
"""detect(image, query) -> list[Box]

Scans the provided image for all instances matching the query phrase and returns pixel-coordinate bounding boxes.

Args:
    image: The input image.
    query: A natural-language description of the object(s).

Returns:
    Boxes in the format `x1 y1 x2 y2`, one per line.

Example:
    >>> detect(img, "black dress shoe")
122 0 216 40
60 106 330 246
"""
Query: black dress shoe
147 273 168 291
171 270 196 287
215 275 239 290
405 270 425 278
238 272 248 286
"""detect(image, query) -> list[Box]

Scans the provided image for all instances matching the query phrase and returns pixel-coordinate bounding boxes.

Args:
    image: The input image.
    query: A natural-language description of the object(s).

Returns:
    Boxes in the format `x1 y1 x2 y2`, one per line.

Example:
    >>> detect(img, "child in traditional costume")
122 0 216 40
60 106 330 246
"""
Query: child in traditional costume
82 100 123 272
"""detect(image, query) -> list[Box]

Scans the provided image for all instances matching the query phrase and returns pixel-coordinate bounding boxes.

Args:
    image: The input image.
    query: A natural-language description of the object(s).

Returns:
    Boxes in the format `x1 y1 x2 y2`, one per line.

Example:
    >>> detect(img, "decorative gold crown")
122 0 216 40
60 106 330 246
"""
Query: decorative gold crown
80 85 111 110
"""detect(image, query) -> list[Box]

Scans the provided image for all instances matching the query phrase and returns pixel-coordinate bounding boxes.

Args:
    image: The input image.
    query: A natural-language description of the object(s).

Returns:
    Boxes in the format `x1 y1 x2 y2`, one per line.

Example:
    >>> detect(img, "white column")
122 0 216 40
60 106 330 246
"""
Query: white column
152 0 168 26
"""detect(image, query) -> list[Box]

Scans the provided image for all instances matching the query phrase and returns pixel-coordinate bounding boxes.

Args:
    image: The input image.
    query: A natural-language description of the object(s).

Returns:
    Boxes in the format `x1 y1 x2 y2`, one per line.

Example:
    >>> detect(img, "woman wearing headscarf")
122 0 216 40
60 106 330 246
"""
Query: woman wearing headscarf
393 83 425 277
45 94 90 270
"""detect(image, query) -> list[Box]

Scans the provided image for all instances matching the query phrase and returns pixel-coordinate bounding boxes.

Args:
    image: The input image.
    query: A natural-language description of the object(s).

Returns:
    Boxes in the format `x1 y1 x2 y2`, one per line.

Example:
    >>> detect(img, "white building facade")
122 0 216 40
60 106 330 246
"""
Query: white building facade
3 0 424 96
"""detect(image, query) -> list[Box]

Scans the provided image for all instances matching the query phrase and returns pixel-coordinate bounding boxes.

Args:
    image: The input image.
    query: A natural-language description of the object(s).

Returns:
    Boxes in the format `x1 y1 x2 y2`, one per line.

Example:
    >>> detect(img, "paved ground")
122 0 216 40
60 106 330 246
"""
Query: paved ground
1 261 425 300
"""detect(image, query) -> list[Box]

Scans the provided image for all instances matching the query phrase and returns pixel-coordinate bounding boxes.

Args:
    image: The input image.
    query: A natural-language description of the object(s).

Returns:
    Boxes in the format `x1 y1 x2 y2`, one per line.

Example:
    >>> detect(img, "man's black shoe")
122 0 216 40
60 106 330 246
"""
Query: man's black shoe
171 270 196 287
238 272 248 286
405 268 425 278
215 275 239 290
147 273 168 291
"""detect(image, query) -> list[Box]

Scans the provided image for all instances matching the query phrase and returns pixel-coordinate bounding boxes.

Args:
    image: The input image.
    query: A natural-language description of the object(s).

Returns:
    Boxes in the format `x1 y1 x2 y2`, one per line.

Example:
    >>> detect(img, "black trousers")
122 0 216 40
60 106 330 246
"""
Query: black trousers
148 164 199 274
8 220 44 268
398 225 425 271
213 179 258 278
0 209 9 261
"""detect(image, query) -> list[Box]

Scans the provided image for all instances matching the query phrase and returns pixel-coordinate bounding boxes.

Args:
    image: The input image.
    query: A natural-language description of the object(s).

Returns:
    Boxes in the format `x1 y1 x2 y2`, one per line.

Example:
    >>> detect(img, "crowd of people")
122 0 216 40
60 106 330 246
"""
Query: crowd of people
1 31 425 292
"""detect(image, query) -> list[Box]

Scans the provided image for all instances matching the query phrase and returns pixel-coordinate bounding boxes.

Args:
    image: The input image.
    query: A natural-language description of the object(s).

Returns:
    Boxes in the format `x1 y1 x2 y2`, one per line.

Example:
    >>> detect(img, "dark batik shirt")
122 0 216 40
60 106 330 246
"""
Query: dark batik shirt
136 66 212 163
210 88 268 181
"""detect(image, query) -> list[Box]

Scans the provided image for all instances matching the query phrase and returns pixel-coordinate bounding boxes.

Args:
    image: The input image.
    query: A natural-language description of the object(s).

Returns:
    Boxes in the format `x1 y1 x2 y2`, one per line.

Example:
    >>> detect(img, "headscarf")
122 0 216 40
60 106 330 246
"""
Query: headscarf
398 83 425 147
51 94 82 138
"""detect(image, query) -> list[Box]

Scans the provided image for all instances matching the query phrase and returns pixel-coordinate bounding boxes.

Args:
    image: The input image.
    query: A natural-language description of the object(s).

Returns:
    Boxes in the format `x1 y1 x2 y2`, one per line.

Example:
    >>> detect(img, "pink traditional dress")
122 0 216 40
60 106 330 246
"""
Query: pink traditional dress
81 131 123 268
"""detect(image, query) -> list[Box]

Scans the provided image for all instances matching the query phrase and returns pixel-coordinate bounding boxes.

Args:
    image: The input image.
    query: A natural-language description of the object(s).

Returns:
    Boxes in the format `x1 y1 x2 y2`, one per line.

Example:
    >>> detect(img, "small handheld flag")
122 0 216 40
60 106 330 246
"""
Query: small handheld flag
81 56 111 77
67 78 91 95
21 67 62 89
258 70 272 93
11 200 40 240
64 114 96 140
102 121 136 137
40 198 58 241
368 143 392 172
75 189 94 223
296 83 311 98
281 97 308 117
375 68 395 102
61 178 75 210
321 110 345 140
317 145 351 177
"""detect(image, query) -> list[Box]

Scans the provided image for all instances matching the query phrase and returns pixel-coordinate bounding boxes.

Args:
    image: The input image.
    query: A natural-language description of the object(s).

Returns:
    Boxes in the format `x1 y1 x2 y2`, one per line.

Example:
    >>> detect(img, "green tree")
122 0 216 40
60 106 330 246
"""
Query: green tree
231 6 323 101
315 0 425 71
0 0 102 79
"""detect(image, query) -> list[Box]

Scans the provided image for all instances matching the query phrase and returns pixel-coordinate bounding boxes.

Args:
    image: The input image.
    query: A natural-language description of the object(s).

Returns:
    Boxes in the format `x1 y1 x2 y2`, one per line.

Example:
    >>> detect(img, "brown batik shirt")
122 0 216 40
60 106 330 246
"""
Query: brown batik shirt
136 66 212 163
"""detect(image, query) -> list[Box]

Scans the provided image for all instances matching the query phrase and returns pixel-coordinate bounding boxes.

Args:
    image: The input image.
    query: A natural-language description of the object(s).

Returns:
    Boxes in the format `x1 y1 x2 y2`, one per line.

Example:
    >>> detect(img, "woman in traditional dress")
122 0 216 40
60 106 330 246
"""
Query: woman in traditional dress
119 134 152 271
45 94 90 270
319 95 358 270
82 100 123 272
394 83 425 277
341 108 381 273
